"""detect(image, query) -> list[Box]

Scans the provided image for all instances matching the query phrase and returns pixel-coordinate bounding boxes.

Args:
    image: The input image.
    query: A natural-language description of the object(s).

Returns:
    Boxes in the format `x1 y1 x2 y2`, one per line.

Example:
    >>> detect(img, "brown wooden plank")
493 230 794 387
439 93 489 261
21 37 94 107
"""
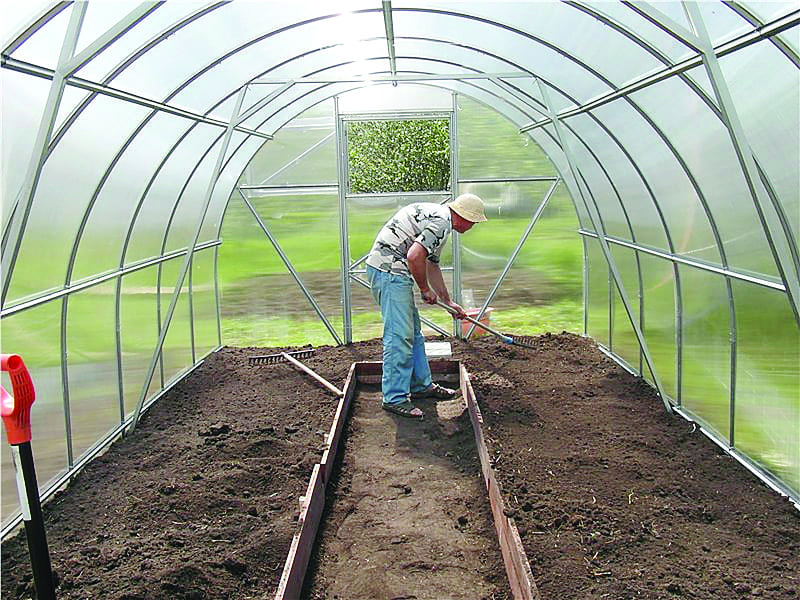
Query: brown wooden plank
275 464 325 600
320 363 358 484
462 365 540 600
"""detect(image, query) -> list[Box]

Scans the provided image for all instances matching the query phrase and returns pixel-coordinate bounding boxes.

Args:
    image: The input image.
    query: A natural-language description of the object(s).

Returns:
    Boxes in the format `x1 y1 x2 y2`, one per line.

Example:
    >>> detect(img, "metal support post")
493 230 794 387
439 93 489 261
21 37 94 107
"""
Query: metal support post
334 97 353 343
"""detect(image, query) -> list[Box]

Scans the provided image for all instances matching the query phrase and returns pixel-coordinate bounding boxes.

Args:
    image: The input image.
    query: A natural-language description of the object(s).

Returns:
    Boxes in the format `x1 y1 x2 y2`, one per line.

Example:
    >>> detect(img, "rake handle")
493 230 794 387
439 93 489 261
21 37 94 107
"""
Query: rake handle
435 301 514 344
280 353 343 396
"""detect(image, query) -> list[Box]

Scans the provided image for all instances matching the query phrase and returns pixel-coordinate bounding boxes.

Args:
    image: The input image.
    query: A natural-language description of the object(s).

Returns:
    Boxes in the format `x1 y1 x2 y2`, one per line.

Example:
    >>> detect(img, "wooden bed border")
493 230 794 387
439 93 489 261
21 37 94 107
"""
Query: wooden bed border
275 360 538 600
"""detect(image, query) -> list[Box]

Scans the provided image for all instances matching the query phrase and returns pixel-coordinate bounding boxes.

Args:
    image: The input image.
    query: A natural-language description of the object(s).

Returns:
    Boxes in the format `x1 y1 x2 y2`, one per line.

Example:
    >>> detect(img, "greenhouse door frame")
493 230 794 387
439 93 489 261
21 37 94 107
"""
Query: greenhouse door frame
334 96 459 345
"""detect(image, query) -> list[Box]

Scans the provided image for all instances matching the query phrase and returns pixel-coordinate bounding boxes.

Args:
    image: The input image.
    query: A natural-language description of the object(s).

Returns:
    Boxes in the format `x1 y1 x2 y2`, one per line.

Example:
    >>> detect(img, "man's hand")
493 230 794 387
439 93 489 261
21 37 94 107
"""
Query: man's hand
420 288 437 305
446 300 467 319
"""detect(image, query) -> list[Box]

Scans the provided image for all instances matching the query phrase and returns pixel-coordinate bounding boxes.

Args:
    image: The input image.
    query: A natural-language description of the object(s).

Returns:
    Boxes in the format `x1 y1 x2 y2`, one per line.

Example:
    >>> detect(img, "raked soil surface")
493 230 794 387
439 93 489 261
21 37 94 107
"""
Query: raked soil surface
1 333 798 599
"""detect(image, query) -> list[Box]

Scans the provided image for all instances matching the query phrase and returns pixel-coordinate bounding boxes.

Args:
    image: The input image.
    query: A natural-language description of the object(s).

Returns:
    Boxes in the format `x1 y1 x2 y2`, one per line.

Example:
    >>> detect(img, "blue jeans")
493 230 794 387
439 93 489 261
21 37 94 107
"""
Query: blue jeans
367 266 433 405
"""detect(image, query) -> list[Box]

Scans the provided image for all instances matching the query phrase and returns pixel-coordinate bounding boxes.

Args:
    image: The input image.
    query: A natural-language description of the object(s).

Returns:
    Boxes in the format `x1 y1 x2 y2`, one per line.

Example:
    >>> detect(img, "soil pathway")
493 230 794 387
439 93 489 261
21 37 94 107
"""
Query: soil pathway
302 385 510 599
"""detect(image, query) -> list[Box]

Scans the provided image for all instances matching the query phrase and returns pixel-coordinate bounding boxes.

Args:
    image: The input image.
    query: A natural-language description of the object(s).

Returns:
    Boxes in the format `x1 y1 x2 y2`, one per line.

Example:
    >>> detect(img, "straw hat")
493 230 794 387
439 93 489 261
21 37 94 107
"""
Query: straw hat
448 193 487 223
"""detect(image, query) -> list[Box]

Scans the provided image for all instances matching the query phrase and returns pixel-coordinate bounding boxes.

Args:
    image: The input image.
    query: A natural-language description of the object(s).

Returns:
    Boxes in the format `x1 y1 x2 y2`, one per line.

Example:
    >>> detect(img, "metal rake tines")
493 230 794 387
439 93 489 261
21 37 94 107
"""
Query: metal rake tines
248 348 316 365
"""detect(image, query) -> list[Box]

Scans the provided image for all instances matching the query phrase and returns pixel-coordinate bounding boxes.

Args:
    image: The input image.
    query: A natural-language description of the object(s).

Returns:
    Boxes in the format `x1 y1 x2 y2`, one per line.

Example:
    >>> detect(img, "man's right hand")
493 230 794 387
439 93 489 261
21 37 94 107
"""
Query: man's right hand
420 288 437 304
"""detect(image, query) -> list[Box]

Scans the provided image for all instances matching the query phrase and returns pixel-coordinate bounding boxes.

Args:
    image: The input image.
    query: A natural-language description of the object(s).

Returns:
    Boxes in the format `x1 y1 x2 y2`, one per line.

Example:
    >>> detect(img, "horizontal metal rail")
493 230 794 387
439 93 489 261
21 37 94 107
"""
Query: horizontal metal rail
460 176 559 183
1 240 222 318
1 57 273 140
578 229 785 291
346 190 451 200
240 184 338 192
251 71 534 84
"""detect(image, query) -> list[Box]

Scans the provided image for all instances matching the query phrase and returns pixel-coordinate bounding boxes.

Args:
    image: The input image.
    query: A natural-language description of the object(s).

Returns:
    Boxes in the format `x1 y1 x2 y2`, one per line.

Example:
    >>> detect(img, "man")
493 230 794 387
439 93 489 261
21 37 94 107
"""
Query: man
366 193 488 419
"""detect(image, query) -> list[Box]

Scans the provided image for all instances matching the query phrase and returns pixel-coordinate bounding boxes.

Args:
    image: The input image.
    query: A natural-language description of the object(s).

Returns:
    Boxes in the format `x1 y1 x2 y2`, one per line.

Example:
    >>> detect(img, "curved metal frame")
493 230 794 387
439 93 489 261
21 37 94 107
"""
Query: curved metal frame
0 1 797 523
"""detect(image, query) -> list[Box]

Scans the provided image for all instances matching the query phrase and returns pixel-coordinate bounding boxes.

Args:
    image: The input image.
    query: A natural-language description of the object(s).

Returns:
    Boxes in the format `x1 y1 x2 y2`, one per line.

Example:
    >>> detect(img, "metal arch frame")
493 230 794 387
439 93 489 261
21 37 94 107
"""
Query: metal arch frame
1 0 792 496
0 23 736 410
130 85 248 430
537 78 673 415
626 0 800 329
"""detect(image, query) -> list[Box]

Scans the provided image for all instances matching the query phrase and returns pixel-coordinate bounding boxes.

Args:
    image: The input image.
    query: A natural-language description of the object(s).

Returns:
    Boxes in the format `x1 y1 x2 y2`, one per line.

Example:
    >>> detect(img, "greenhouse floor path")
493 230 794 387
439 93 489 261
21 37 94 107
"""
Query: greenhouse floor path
301 385 509 599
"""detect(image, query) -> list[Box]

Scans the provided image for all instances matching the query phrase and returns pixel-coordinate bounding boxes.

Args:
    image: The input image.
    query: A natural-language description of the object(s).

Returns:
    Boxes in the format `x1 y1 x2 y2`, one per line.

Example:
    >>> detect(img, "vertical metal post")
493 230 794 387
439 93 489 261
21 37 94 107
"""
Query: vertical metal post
130 86 247 431
189 253 196 364
334 97 353 343
214 245 223 347
450 92 461 337
538 78 673 414
1 2 86 304
582 234 589 336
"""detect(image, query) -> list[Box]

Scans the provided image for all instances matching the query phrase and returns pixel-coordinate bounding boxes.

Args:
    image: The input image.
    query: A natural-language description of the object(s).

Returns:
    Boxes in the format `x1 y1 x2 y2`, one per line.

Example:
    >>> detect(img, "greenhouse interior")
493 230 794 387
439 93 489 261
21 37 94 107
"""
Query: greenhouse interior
1 1 798 598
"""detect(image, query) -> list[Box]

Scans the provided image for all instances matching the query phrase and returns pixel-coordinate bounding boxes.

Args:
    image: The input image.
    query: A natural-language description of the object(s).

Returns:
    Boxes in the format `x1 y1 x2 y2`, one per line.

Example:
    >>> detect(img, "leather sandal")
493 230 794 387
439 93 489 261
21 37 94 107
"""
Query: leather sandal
382 400 424 420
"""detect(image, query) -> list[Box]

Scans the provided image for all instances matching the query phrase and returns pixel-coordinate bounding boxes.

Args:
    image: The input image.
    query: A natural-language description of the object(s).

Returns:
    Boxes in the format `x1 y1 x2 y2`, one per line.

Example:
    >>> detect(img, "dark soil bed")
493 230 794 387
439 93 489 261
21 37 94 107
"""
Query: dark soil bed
2 333 798 599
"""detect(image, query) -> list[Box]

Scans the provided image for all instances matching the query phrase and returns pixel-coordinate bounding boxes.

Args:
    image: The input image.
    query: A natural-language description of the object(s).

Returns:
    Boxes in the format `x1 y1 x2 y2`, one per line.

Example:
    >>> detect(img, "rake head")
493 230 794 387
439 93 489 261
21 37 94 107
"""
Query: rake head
510 336 538 349
248 348 315 366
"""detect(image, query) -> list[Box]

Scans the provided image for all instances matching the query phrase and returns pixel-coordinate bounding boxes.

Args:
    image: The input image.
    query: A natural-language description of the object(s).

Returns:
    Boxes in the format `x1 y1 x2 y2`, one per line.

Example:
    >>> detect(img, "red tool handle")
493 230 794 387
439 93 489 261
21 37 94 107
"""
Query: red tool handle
1 354 36 445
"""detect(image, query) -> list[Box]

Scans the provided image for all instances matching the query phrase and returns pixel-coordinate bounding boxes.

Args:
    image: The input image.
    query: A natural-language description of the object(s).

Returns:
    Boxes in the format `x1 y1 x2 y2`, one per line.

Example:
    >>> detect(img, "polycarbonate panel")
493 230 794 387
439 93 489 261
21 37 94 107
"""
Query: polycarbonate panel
0 303 67 527
467 182 582 335
71 112 198 283
733 281 799 496
559 119 632 240
1 69 50 233
457 95 556 180
125 124 222 263
159 258 193 384
163 132 244 253
697 2 755 45
240 104 336 187
586 237 609 346
590 100 722 265
630 78 780 278
640 254 677 400
391 6 612 104
65 282 120 461
566 113 671 250
219 192 342 347
6 96 153 305
73 2 205 82
459 181 581 312
720 41 799 258
566 2 693 64
192 248 219 357
679 265 731 438
338 83 452 114
740 1 800 23
110 4 383 109
609 245 641 370
5 4 69 67
120 267 161 417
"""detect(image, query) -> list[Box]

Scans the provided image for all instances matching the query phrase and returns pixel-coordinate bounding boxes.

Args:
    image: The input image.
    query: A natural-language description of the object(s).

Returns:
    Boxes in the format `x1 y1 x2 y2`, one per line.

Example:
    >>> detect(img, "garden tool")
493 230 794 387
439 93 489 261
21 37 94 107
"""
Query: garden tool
436 300 537 349
249 349 342 396
248 348 315 365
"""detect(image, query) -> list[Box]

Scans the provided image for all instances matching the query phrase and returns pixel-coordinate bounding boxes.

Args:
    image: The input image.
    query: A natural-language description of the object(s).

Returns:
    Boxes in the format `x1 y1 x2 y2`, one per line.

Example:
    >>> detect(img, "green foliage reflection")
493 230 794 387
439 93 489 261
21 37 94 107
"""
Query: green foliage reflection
348 120 450 193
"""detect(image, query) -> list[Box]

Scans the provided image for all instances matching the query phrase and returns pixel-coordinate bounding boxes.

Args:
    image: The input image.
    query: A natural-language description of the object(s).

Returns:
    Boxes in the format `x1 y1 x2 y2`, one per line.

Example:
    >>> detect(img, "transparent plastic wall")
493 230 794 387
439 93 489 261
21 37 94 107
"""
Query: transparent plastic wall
575 23 799 497
218 102 341 348
457 96 582 335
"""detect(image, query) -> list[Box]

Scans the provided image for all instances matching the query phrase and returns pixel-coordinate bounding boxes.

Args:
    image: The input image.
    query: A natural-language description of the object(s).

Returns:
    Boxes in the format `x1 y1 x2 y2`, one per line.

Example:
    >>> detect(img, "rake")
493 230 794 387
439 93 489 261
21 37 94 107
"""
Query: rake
249 349 343 396
248 348 315 365
436 301 537 349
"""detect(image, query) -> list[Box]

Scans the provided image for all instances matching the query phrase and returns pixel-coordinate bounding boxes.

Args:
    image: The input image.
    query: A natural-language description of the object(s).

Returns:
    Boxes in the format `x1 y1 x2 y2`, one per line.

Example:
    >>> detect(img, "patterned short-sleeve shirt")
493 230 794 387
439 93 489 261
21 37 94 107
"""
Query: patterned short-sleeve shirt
365 203 452 276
